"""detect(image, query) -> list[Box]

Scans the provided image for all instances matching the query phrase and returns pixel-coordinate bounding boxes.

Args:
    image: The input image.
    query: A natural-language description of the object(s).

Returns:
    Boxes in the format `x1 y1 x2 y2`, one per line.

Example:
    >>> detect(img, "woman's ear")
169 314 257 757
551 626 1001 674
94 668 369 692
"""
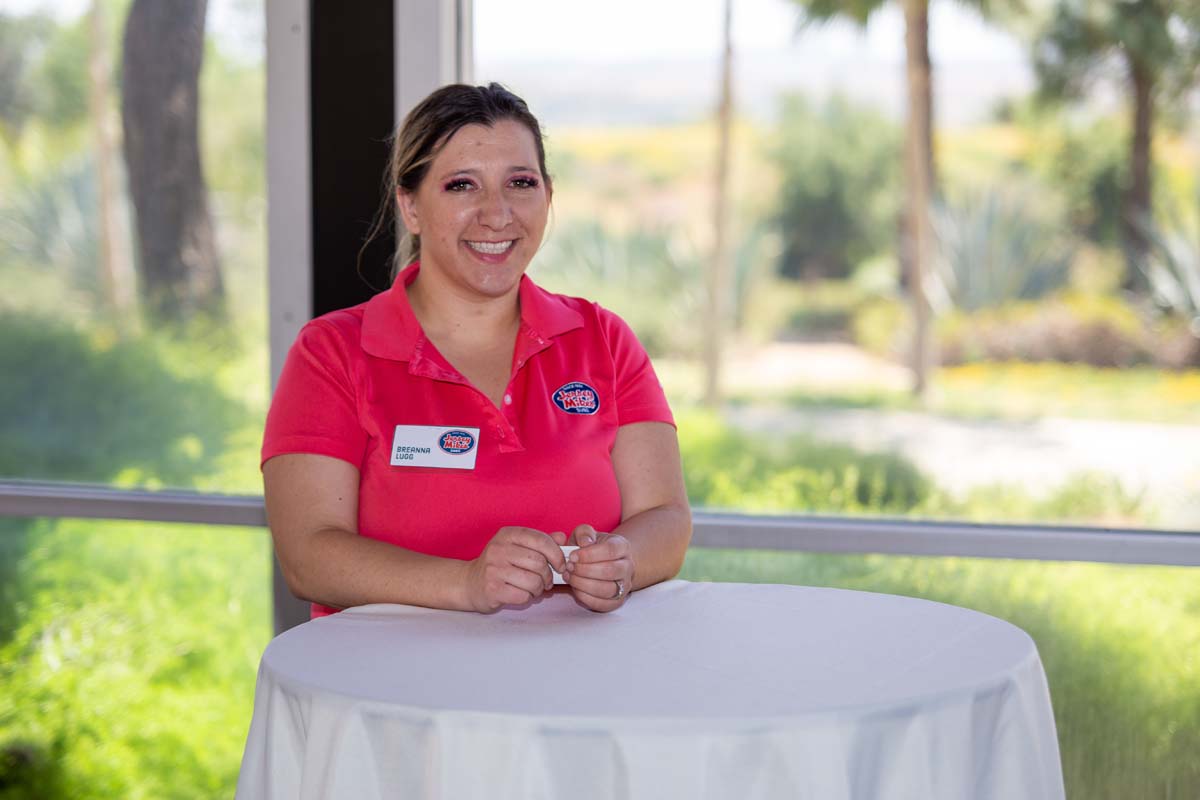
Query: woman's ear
396 189 420 235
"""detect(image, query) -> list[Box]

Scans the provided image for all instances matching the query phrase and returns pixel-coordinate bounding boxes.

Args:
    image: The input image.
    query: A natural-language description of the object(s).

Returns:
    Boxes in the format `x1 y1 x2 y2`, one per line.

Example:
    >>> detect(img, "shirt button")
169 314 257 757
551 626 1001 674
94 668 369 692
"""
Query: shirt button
504 394 512 405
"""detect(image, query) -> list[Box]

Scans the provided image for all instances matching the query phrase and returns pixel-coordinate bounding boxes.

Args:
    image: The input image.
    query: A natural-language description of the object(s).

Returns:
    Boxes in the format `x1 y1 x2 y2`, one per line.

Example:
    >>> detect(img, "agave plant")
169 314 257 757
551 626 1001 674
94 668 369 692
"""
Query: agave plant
1135 199 1200 336
0 155 101 292
930 180 1075 314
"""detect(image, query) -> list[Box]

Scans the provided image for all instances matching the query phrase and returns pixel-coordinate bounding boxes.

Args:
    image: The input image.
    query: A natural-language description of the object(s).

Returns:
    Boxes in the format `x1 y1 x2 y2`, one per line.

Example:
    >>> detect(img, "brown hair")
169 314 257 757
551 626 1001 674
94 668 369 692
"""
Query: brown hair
359 83 551 281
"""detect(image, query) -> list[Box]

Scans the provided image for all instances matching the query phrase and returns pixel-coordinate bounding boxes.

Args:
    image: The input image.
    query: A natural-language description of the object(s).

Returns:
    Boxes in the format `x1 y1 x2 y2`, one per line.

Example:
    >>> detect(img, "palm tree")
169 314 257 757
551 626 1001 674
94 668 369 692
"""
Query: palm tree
790 0 1002 397
1034 0 1200 292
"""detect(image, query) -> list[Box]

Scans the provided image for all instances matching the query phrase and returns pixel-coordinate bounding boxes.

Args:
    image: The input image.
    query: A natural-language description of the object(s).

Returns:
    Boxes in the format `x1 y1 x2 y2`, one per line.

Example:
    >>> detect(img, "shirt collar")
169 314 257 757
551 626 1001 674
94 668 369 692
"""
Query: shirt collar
360 261 584 362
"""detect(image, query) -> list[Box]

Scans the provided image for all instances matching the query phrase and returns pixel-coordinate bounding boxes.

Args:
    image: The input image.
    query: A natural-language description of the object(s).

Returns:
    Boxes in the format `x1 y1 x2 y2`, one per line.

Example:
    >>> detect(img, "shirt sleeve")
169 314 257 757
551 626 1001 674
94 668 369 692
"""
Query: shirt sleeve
598 306 676 428
261 318 368 469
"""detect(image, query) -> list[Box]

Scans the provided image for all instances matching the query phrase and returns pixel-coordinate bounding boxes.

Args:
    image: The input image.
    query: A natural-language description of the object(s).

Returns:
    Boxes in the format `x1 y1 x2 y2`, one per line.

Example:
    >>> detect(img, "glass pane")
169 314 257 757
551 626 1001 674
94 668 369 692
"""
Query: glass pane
475 1 1200 533
0 0 267 493
680 548 1200 798
0 516 271 797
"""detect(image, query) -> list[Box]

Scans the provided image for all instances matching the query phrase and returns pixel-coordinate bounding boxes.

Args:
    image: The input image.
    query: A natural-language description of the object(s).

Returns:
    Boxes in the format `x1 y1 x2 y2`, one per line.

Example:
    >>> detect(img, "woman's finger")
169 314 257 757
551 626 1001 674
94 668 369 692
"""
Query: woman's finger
567 557 627 582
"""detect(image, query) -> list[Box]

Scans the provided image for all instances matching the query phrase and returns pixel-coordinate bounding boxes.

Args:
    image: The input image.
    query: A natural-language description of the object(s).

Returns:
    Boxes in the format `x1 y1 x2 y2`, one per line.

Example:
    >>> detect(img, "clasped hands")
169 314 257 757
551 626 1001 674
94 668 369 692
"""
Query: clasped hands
464 524 633 613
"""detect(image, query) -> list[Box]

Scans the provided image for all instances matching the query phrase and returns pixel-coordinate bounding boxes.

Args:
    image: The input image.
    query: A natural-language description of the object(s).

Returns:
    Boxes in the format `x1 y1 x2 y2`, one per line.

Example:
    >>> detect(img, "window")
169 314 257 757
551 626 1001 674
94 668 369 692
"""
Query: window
476 0 1200 535
476 2 1200 796
0 0 267 496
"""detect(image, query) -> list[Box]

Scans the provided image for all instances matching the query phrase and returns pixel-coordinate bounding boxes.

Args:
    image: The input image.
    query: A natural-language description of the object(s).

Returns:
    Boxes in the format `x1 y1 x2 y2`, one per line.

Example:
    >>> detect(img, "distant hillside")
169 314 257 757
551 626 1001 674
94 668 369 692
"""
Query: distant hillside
479 50 1034 128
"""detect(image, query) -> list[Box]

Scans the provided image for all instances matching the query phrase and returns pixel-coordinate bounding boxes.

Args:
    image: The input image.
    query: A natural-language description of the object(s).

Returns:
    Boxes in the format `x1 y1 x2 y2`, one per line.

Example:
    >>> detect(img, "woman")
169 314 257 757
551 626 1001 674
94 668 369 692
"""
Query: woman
262 83 690 616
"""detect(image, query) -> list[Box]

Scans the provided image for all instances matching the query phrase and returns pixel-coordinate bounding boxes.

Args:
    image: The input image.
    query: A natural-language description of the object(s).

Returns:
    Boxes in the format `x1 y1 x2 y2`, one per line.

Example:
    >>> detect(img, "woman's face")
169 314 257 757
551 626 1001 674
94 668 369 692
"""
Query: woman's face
398 119 550 301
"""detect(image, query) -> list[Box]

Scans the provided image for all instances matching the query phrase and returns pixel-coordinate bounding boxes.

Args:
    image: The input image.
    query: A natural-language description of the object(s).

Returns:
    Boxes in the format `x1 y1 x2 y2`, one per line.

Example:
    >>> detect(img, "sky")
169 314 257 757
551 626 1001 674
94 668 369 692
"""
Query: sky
475 0 1028 66
2 0 1037 125
475 0 1035 126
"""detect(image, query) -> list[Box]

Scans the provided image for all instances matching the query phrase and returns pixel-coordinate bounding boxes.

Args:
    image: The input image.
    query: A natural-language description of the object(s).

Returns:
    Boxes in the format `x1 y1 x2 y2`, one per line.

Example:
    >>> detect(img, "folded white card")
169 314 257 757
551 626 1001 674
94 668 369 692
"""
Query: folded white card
552 545 579 585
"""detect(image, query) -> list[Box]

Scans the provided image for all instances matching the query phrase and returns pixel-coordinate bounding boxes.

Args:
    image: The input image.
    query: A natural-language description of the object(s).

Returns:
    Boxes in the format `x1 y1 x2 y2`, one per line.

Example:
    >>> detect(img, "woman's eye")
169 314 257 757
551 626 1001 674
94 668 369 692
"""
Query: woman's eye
444 179 474 192
510 176 540 189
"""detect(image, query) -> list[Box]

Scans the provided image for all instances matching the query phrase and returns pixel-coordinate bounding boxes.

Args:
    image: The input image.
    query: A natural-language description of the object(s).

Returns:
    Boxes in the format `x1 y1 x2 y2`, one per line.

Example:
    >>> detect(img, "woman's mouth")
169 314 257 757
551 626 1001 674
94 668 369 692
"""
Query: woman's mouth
466 240 515 255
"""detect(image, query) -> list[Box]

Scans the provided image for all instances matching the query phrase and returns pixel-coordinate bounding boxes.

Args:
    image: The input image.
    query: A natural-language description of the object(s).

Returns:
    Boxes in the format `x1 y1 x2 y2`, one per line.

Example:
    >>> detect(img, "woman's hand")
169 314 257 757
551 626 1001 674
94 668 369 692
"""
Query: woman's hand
564 524 635 612
463 526 568 612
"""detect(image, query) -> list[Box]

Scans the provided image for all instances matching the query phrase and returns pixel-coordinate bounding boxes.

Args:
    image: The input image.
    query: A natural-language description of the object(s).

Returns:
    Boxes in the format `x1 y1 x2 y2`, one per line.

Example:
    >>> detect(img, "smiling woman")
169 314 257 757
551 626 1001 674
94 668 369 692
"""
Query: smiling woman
261 83 692 620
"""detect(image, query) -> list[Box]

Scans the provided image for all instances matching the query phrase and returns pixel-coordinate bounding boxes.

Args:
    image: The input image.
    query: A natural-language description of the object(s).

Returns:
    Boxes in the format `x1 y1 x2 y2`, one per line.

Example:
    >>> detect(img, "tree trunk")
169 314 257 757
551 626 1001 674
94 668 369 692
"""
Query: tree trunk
1124 56 1154 293
121 0 223 322
89 0 137 333
704 0 734 407
903 0 934 399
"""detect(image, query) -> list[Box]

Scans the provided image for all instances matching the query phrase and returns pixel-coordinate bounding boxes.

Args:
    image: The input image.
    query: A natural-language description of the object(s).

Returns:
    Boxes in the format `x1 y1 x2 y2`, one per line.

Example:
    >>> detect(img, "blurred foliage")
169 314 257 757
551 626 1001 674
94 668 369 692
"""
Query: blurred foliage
937 292 1151 367
30 12 88 131
723 360 1200 426
679 549 1200 800
534 220 702 357
769 94 900 281
679 410 934 515
935 360 1200 423
0 312 243 485
1023 112 1128 250
677 410 1145 524
853 289 1200 369
744 278 878 343
0 519 270 800
931 178 1074 312
1136 191 1200 333
0 13 55 141
0 156 104 304
1034 1 1200 107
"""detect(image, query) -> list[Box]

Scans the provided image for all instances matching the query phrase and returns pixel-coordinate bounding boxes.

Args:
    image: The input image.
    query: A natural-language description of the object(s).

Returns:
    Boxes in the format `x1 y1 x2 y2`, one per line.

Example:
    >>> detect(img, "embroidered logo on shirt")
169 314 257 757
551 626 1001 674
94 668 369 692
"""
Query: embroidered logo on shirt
438 430 477 455
552 381 600 415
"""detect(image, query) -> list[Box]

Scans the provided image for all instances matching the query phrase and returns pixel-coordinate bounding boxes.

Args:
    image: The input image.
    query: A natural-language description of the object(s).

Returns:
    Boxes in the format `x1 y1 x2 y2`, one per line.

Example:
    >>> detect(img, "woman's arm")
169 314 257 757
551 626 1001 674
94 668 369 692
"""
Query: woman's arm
564 421 692 610
263 453 567 613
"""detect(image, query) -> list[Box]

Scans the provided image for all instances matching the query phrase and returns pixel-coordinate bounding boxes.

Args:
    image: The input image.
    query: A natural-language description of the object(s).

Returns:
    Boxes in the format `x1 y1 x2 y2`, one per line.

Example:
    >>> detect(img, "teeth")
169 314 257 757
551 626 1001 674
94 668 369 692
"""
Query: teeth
467 240 514 255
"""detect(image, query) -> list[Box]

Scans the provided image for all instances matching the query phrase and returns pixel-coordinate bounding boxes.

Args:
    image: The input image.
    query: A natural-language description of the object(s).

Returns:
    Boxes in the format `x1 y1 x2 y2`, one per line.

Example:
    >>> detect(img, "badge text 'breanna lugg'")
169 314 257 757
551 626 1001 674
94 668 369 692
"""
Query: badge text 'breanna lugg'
394 445 432 461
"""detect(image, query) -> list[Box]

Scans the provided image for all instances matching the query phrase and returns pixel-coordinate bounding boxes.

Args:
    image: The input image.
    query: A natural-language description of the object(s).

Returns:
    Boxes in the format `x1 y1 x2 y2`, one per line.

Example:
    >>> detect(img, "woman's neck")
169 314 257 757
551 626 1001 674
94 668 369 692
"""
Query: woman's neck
404 267 522 346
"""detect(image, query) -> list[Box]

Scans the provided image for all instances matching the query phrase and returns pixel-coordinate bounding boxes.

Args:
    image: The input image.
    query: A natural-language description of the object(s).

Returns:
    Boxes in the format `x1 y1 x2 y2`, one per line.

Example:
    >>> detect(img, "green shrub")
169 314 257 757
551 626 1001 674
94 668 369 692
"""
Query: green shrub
850 294 909 358
678 410 1147 525
533 221 702 357
855 289 1199 370
678 411 933 515
0 312 243 486
936 293 1152 367
769 94 901 282
0 520 270 800
775 280 875 342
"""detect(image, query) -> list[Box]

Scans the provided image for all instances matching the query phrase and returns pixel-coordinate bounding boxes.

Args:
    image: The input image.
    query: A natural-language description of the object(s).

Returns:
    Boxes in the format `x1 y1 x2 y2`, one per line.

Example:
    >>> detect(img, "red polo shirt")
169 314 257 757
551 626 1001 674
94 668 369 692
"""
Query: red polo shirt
262 263 674 616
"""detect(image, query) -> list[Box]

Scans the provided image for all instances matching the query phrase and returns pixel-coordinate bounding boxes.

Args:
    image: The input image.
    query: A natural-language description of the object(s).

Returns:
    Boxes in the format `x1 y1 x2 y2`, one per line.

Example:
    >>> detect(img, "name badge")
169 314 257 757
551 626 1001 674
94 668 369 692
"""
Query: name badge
390 425 480 469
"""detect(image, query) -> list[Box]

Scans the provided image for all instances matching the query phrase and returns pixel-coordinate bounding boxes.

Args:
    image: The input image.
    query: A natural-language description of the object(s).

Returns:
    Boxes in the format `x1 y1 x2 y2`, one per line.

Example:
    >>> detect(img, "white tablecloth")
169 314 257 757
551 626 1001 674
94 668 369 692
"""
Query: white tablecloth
236 580 1064 800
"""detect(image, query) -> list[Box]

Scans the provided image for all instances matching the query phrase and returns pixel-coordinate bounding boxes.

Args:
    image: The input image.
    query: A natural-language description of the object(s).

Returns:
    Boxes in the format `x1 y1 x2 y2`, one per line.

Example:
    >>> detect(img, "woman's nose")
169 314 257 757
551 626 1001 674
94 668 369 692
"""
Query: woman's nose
477 190 513 230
